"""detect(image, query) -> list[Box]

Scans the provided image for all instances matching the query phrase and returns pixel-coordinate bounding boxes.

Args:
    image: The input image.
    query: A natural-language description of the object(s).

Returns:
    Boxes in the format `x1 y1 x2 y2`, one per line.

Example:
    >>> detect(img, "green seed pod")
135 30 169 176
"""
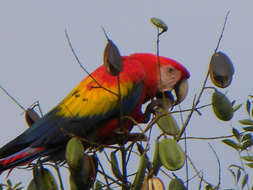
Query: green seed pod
66 137 84 171
69 154 98 190
152 139 162 175
156 109 180 136
168 178 186 190
150 17 168 33
33 166 58 190
110 151 123 181
133 153 148 190
212 90 233 121
159 138 185 171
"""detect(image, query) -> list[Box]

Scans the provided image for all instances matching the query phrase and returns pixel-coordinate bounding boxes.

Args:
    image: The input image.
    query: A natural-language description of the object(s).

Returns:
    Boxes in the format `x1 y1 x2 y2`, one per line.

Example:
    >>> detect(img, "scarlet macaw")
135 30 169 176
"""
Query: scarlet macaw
0 53 190 173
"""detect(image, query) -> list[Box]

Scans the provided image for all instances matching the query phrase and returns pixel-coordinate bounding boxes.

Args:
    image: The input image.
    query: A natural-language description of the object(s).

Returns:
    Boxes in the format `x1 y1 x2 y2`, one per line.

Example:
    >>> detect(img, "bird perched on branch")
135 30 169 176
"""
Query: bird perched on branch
0 53 190 173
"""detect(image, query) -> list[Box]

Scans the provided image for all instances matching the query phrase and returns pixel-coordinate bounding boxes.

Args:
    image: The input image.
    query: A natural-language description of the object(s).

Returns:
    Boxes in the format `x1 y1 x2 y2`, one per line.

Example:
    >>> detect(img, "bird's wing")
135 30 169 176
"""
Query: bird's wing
0 61 146 157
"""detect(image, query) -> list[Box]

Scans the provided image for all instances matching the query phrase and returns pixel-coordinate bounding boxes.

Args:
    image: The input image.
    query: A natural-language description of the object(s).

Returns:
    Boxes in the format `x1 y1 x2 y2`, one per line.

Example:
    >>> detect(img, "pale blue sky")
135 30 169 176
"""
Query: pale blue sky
0 0 252 189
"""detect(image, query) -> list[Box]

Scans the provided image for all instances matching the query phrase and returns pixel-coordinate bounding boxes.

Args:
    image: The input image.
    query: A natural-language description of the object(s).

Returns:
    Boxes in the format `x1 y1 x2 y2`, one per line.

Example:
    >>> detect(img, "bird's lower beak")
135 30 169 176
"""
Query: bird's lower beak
156 79 189 107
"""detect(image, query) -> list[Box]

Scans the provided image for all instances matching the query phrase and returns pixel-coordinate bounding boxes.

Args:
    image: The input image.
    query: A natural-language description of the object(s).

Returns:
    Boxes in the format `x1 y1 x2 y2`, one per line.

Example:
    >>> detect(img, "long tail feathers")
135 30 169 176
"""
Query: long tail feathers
0 147 46 174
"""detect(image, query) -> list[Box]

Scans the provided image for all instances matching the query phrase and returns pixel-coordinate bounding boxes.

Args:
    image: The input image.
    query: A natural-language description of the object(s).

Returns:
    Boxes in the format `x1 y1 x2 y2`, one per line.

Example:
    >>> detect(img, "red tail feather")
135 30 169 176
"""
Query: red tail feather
0 147 45 174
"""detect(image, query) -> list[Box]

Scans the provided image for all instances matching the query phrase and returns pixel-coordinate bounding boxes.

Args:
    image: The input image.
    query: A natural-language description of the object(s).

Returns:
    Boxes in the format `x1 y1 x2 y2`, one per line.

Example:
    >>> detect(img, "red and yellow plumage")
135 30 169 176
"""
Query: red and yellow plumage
0 53 190 173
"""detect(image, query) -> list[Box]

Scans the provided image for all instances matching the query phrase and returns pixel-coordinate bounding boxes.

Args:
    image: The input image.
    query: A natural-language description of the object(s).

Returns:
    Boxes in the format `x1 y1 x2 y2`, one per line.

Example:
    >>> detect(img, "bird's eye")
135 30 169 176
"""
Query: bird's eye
168 67 174 73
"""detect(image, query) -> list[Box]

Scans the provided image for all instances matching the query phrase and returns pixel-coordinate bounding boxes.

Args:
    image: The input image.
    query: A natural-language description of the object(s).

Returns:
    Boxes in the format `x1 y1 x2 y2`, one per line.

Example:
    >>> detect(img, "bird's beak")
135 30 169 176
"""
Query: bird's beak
156 79 189 107
173 79 189 105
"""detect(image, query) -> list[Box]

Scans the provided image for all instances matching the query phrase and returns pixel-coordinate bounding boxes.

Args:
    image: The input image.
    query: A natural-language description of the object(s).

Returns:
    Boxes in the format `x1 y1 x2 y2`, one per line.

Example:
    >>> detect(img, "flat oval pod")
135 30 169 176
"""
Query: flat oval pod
168 178 186 190
212 90 233 121
66 137 84 170
69 154 98 189
150 17 168 33
152 139 162 175
103 38 123 76
156 109 180 136
209 51 234 88
33 167 58 190
148 177 165 190
133 153 148 190
159 138 185 171
110 151 123 181
69 157 88 190
41 168 58 190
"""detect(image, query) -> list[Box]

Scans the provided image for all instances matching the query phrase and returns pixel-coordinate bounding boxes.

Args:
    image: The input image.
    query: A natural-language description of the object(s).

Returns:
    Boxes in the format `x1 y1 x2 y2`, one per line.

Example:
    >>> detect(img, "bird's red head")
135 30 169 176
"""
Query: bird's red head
129 53 190 105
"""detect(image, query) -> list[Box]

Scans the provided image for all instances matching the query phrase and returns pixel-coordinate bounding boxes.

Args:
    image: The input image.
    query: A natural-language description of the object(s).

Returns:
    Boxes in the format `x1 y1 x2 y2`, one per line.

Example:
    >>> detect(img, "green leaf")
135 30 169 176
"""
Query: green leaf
168 178 186 190
110 151 123 181
159 138 185 171
94 181 103 190
133 153 148 190
228 168 236 181
205 184 215 190
243 126 253 132
229 164 244 171
150 17 168 33
241 139 253 150
245 163 253 168
241 156 253 162
236 168 241 184
152 139 162 175
212 91 233 121
241 174 248 190
66 137 84 170
241 133 252 142
156 111 180 136
239 119 253 126
222 139 239 150
246 99 251 116
232 128 241 142
6 179 12 187
233 104 242 112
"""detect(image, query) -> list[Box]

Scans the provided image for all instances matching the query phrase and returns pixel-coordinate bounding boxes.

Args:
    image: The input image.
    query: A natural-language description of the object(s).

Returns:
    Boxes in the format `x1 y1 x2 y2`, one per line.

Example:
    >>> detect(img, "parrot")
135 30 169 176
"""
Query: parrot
0 53 190 173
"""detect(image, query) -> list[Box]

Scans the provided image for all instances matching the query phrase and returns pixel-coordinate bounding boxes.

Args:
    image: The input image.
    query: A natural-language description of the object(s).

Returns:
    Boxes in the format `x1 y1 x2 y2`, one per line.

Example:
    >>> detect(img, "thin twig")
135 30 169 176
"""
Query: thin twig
120 145 128 190
97 157 110 188
187 155 210 185
64 29 118 97
215 11 230 53
176 71 209 140
176 11 230 140
179 104 189 190
0 85 26 111
180 134 234 141
54 165 65 190
97 170 122 186
208 143 221 190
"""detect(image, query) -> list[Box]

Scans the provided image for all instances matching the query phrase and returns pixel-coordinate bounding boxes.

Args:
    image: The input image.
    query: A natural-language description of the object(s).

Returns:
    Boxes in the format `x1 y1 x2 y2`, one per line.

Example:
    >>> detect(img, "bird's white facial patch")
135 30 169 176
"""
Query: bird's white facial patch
159 65 181 92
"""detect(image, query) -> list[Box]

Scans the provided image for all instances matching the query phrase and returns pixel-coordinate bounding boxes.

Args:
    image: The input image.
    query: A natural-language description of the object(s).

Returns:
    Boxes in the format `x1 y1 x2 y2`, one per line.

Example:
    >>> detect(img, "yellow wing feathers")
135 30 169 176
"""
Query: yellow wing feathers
56 76 135 118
